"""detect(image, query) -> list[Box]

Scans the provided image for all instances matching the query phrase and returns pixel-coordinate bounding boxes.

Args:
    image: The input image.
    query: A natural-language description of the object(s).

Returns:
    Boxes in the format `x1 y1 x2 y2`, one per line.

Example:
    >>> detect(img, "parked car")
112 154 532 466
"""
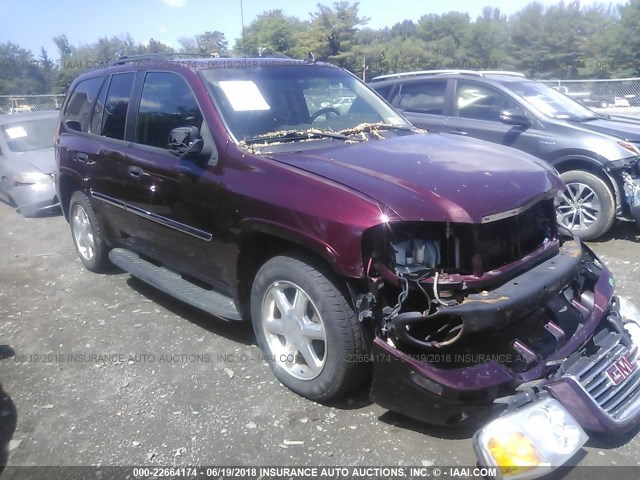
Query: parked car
370 70 640 240
56 55 640 478
331 95 355 114
583 95 631 109
0 110 60 216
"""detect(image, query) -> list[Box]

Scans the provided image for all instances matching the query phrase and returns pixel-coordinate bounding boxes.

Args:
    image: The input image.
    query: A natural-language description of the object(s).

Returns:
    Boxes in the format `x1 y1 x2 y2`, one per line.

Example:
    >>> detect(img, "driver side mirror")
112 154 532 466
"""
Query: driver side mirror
499 109 531 127
168 126 204 158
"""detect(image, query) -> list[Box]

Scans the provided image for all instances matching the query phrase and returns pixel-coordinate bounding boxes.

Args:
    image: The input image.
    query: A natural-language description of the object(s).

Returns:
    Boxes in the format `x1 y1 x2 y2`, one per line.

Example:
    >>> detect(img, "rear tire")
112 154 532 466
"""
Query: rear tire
69 191 110 272
556 170 615 241
250 254 369 402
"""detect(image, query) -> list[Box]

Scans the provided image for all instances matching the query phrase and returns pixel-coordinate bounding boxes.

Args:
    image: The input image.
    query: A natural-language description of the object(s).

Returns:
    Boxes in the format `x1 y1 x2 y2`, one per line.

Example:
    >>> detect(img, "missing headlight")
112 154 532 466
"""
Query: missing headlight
392 237 440 275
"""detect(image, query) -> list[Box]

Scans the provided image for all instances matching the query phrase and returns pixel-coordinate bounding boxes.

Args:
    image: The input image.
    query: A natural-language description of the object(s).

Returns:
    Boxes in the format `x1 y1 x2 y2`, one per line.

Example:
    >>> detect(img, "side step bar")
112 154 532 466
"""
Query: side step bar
109 248 242 321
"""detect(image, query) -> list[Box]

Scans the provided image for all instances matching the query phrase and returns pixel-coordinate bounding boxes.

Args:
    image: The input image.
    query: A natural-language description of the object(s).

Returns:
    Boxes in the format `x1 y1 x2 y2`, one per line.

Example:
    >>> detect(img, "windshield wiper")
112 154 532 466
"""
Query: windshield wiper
340 123 415 134
243 130 355 145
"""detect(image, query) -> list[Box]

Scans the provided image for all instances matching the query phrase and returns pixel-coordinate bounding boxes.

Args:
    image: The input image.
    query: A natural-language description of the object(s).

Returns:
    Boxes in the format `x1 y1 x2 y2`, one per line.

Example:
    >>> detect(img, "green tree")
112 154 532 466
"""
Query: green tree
417 11 471 65
179 31 228 55
462 8 510 70
0 42 47 94
617 0 640 76
39 48 56 93
296 1 370 67
234 10 303 56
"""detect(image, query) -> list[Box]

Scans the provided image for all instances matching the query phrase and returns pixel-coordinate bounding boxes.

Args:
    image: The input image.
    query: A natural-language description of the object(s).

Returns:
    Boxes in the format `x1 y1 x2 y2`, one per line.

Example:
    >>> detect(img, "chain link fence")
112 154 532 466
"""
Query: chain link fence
0 94 65 114
2 80 639 118
538 77 640 117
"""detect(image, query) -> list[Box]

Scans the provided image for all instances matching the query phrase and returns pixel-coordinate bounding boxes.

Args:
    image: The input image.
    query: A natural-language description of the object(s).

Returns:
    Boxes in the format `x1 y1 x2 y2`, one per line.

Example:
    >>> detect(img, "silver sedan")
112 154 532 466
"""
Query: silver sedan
0 111 60 216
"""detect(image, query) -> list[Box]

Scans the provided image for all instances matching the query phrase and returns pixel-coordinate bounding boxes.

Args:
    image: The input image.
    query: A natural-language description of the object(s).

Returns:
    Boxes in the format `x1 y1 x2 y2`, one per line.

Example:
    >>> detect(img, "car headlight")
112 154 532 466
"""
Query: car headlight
13 172 52 185
474 397 588 480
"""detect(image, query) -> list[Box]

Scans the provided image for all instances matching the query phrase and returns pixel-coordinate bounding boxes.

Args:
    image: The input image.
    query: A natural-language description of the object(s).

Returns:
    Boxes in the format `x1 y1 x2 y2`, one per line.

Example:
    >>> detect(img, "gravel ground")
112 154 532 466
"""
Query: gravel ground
0 200 639 476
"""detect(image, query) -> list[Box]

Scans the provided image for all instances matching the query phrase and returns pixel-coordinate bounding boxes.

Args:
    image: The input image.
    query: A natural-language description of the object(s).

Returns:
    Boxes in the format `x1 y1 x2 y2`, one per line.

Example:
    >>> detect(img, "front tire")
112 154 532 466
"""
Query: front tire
556 170 615 240
250 255 369 402
69 191 110 272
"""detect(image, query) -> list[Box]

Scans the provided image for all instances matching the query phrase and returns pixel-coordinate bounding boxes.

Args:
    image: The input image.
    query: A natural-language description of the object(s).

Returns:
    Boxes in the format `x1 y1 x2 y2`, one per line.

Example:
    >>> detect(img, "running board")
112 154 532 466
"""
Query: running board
109 248 242 321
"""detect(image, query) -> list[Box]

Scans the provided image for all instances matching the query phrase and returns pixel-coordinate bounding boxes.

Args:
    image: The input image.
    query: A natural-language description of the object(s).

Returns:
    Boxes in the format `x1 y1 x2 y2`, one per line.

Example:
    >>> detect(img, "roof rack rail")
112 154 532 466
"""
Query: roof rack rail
110 52 225 66
370 70 526 82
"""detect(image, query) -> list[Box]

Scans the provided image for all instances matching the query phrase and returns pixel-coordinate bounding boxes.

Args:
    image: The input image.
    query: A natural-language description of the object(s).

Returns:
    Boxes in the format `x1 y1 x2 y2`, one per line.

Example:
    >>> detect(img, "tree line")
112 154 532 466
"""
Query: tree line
1 0 639 95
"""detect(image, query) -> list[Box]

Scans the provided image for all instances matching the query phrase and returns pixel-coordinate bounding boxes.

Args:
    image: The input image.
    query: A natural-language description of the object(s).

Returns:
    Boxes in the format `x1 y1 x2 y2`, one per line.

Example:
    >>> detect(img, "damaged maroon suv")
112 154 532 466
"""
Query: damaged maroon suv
55 55 640 477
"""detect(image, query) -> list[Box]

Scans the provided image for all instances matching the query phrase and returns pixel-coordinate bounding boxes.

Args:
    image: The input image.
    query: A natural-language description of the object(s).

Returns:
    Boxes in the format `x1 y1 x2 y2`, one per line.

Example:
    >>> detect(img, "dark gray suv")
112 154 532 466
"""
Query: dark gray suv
371 70 640 240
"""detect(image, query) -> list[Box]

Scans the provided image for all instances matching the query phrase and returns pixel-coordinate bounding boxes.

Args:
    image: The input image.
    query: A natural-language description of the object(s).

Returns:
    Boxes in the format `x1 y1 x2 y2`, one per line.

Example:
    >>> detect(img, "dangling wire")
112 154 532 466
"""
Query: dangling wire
384 275 409 321
433 271 457 307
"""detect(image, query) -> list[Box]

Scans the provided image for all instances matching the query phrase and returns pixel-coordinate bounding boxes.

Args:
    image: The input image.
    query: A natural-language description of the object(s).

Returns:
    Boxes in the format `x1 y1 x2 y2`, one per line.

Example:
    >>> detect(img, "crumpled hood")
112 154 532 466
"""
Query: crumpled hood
14 147 56 175
268 133 563 223
576 115 640 142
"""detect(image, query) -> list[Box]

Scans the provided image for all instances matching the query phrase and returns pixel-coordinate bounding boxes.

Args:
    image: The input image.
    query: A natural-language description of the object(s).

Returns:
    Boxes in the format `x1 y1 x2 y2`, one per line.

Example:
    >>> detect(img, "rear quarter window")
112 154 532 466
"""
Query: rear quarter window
100 72 135 140
63 76 104 133
398 80 447 115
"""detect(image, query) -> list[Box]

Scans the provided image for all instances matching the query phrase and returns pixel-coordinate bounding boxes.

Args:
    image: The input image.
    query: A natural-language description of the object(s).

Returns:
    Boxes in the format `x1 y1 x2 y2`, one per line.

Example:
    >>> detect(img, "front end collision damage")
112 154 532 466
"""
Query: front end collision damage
359 206 640 477
606 151 640 224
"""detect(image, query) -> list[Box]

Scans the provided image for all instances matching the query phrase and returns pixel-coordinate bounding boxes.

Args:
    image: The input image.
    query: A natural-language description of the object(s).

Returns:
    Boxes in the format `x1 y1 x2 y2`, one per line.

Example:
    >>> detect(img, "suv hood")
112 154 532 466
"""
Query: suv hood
268 133 562 223
576 115 640 142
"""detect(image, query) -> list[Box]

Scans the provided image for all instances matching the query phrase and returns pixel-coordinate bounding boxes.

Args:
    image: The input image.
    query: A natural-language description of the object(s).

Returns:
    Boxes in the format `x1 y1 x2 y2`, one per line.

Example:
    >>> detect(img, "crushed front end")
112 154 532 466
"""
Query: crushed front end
361 198 640 478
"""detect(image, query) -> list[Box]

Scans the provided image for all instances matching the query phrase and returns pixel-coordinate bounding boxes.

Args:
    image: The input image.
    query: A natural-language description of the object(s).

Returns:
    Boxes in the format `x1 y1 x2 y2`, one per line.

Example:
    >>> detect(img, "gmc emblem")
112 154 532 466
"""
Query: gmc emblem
605 356 637 386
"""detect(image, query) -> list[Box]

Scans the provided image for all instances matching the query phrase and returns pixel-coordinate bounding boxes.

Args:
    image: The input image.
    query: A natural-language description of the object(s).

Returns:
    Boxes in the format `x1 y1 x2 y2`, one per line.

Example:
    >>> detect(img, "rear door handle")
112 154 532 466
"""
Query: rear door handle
128 166 143 178
76 153 89 163
449 129 468 136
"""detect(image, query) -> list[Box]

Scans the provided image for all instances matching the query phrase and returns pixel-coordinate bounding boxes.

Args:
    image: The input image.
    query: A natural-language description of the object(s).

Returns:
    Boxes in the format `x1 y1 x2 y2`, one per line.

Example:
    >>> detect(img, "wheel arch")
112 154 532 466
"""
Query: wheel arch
58 170 85 221
235 224 362 322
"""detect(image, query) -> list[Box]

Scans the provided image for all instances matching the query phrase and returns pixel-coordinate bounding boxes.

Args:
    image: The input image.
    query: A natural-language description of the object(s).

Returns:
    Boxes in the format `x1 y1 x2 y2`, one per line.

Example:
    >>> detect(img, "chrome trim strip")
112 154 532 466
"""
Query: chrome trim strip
480 192 556 223
91 191 125 209
90 191 212 242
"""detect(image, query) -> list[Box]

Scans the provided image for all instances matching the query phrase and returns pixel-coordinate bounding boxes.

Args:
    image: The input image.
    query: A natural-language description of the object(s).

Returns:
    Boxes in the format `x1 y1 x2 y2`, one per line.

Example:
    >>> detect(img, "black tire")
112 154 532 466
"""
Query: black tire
557 170 615 241
68 191 111 272
250 254 370 402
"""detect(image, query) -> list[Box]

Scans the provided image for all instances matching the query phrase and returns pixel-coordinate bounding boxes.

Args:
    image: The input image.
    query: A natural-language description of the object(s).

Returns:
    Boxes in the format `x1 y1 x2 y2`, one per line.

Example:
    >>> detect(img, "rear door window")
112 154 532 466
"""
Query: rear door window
398 80 447 115
101 72 135 140
63 76 104 133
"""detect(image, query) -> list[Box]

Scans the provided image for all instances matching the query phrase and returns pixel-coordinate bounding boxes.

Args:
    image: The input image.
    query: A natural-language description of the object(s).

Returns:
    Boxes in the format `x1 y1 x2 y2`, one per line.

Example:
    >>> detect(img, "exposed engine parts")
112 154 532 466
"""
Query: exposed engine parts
359 199 561 350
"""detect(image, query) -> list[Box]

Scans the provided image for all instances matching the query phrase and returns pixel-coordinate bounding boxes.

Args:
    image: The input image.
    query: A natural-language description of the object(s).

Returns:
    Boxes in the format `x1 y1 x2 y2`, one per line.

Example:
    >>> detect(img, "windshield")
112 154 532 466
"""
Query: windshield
200 64 411 145
505 81 597 121
1 117 57 152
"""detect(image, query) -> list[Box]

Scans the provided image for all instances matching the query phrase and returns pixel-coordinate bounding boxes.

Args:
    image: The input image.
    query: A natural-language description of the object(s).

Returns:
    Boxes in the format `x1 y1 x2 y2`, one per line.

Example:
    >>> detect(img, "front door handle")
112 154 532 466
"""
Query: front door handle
76 153 89 163
129 166 143 178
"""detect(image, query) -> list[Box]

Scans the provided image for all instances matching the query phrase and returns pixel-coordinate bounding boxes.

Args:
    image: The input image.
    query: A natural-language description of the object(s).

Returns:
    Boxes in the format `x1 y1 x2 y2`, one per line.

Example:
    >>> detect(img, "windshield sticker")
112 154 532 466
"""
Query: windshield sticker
4 126 28 139
219 81 271 111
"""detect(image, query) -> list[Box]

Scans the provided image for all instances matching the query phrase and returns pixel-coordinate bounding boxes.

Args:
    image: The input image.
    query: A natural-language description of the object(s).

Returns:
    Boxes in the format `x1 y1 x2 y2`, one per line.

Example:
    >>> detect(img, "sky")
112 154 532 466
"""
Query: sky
0 0 628 60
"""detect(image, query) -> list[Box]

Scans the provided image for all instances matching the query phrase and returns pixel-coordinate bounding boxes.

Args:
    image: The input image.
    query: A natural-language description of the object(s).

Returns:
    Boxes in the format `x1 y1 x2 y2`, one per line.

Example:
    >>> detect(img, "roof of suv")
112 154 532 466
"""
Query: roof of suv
106 53 328 70
370 70 528 85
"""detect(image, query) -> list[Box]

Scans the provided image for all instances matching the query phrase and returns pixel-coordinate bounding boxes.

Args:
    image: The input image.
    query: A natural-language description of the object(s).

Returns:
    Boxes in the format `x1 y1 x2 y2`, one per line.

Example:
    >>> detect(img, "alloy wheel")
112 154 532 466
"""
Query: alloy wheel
71 204 96 261
261 281 327 380
556 181 601 232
